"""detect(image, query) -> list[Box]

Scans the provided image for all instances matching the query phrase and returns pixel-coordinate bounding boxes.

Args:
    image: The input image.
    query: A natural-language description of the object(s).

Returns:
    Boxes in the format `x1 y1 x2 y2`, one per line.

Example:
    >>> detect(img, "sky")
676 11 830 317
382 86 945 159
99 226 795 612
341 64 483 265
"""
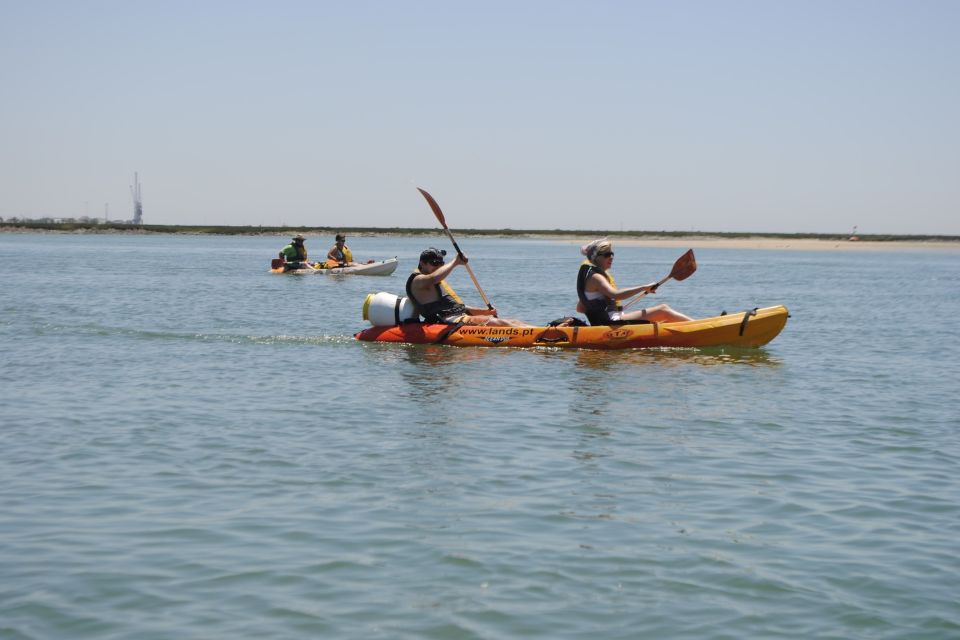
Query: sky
1 1 958 234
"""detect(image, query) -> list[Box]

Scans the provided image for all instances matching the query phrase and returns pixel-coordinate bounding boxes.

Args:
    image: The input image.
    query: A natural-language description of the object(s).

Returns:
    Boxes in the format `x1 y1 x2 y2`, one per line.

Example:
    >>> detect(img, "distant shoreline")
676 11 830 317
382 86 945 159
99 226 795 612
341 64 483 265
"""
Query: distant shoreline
558 236 960 252
2 223 958 251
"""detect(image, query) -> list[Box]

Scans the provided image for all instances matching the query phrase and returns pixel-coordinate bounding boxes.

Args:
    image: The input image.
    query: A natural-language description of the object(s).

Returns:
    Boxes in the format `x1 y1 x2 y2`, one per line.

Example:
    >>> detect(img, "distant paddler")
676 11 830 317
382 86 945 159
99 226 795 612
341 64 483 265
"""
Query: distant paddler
325 233 375 267
278 234 311 271
576 239 693 325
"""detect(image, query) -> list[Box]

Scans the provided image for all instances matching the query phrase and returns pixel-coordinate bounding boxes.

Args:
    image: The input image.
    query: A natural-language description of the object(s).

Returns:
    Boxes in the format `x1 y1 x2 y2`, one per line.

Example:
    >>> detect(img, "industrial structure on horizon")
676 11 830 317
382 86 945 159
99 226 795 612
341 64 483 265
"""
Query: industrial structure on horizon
130 172 143 225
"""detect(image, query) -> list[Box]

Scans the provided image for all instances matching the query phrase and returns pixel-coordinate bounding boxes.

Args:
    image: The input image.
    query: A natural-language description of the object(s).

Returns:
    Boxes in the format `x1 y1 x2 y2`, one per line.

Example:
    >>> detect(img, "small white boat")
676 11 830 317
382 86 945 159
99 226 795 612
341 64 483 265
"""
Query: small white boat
270 257 398 276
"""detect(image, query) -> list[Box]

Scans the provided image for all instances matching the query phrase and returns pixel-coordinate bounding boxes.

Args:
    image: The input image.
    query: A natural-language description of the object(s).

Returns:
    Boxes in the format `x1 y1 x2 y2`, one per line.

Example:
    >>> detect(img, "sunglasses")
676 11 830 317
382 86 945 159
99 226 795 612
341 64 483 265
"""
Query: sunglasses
597 251 614 258
428 259 444 266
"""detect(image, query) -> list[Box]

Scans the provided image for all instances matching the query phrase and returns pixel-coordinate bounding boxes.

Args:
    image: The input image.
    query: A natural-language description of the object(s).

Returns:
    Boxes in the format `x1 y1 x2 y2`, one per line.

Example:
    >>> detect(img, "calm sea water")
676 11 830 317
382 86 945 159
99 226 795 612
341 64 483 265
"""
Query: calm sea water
1 233 958 639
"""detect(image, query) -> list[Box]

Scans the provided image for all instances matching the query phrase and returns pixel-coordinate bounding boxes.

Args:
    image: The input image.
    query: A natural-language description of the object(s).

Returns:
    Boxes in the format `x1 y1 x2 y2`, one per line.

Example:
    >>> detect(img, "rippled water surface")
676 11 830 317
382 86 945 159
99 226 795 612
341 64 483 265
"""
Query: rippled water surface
1 233 959 639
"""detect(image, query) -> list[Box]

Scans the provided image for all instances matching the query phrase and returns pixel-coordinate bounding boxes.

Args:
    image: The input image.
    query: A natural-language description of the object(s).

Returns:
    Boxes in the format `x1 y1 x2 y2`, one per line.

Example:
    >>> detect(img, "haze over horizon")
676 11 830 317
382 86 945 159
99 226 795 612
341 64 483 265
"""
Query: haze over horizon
2 1 957 235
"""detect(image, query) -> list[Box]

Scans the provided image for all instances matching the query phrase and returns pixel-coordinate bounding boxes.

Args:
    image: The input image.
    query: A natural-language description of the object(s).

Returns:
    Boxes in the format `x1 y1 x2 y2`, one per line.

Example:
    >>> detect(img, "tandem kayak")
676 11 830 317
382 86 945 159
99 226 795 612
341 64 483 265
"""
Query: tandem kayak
355 305 789 350
270 257 399 276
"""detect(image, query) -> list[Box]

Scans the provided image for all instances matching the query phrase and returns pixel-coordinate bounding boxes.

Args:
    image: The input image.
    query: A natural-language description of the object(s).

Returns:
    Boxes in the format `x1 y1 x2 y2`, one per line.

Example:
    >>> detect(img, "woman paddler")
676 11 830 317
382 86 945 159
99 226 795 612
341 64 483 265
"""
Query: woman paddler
577 239 692 325
327 233 360 266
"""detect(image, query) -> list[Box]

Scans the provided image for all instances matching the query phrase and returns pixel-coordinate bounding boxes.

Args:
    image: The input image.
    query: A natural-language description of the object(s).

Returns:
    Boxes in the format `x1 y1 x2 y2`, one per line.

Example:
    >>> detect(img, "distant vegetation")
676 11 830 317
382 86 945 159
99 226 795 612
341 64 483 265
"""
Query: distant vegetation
0 219 957 243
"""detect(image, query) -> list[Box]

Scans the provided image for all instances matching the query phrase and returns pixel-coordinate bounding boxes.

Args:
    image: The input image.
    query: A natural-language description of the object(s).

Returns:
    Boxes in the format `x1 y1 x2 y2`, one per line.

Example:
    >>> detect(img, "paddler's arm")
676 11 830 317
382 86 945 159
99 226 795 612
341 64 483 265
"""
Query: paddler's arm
418 254 462 285
410 256 459 303
447 255 498 314
465 306 499 317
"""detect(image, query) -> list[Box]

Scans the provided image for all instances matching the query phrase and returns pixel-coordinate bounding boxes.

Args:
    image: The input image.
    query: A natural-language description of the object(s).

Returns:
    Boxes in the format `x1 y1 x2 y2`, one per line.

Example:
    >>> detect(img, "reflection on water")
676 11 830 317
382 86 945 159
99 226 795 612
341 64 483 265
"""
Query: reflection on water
573 346 783 370
362 340 781 370
394 343 499 368
359 342 515 415
552 347 782 432
398 345 491 406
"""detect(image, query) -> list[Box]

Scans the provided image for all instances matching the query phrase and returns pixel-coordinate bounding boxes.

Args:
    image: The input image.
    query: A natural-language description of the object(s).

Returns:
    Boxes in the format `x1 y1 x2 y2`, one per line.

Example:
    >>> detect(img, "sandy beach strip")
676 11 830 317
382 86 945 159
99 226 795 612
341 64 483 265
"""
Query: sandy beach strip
539 235 960 252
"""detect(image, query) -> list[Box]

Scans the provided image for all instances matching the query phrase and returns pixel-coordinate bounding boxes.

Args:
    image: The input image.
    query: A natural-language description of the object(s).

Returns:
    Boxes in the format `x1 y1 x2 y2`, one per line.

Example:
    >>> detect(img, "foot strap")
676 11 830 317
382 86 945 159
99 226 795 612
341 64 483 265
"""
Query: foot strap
436 321 466 344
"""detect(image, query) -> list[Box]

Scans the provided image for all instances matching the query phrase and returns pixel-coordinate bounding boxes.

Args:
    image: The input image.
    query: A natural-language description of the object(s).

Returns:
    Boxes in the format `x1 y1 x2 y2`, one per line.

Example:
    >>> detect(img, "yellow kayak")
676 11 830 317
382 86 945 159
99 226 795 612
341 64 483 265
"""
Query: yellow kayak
355 305 789 350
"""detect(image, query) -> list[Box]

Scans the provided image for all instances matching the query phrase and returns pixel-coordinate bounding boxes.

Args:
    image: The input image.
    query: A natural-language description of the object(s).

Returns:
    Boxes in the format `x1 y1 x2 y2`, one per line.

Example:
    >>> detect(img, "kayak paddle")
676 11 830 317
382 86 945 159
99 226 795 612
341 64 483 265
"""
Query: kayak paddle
417 187 494 310
622 249 697 310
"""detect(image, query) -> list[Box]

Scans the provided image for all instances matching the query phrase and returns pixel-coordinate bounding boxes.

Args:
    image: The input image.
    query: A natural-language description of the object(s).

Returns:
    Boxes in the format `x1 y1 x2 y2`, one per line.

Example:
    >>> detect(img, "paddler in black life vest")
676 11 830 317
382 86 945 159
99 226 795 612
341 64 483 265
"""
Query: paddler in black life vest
279 234 311 271
576 239 692 325
407 247 528 327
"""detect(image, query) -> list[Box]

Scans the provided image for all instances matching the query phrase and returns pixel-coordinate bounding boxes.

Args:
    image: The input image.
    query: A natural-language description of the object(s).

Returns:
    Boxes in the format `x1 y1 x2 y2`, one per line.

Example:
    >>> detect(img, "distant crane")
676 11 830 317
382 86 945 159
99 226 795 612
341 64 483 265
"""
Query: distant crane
130 172 143 225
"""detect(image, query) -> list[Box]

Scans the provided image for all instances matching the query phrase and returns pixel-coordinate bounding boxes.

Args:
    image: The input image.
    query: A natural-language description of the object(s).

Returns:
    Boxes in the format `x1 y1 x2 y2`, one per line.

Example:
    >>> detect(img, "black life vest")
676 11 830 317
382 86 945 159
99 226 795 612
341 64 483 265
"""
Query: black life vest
576 261 620 326
405 271 467 323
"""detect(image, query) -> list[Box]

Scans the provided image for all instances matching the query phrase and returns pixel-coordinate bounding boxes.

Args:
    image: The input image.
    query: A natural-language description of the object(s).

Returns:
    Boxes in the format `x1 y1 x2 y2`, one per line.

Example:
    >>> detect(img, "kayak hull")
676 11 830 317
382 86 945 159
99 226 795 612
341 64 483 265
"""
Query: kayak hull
355 305 788 350
271 257 398 276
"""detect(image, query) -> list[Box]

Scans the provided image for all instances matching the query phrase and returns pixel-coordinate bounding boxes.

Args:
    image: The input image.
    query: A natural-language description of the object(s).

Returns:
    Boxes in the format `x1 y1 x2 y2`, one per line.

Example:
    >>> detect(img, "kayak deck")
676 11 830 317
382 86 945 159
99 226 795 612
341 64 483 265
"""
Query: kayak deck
355 305 788 350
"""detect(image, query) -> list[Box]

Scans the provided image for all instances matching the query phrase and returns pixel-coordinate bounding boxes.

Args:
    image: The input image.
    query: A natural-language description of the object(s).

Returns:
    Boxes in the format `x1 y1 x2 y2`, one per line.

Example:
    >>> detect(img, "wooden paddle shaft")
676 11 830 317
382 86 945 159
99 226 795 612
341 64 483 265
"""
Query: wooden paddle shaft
622 276 669 310
442 228 494 310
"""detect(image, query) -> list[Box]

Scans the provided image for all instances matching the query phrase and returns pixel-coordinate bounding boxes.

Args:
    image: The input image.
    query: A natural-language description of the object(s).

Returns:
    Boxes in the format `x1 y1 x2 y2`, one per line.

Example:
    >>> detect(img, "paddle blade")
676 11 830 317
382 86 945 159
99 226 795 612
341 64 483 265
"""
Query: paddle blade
417 187 447 229
670 249 697 281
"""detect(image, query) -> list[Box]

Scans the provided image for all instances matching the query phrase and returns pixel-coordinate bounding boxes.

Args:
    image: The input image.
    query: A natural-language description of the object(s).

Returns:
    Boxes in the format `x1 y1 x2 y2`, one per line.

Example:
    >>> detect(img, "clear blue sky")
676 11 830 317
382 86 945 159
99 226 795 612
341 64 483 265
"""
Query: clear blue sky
2 1 957 234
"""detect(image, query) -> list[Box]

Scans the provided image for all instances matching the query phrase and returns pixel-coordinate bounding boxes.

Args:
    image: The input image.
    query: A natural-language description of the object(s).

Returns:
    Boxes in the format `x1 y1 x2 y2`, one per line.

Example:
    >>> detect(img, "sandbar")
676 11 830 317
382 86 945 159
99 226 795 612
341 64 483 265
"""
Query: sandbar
540 235 960 252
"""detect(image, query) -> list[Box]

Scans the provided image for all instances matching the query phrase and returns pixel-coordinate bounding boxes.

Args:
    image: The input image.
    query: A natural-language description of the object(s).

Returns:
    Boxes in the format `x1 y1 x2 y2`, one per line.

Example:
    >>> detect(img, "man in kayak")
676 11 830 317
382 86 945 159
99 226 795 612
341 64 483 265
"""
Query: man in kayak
326 233 363 267
577 239 692 325
279 234 310 271
407 247 528 327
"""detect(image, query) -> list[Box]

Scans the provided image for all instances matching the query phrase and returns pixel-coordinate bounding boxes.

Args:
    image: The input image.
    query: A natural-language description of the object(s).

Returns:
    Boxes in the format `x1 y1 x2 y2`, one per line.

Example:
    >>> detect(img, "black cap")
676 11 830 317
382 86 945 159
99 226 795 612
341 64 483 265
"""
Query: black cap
419 247 447 262
335 233 345 241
